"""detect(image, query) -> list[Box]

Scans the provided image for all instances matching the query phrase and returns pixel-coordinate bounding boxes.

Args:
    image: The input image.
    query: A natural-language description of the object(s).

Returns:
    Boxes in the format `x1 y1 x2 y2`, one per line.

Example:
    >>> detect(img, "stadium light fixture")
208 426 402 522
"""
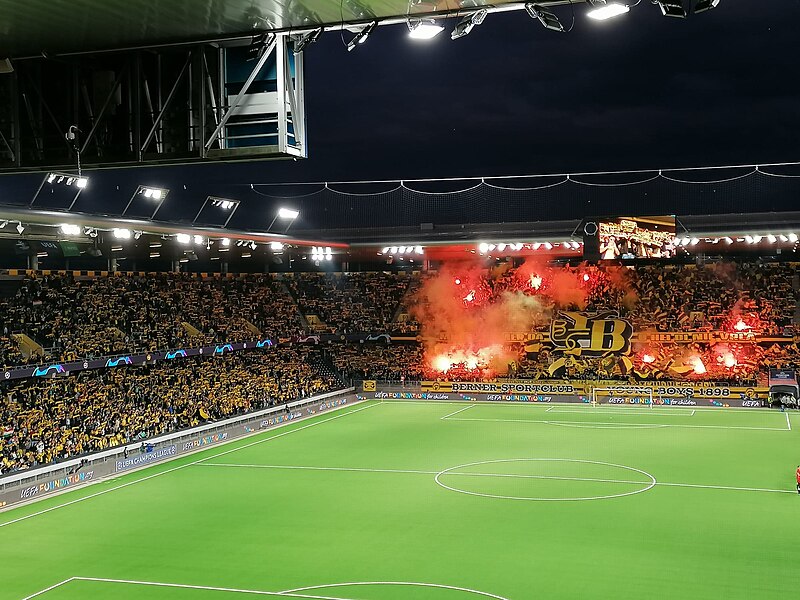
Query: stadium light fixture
779 235 789 242
789 233 798 243
221 238 231 247
408 19 445 40
525 3 565 32
347 21 377 51
16 222 25 234
59 223 81 236
451 9 487 40
193 235 204 245
744 235 754 244
293 28 323 54
177 233 191 244
767 234 777 243
654 0 687 17
270 242 285 251
693 0 720 13
690 238 700 246
113 228 131 239
0 220 6 229
723 237 733 244
124 185 169 219
415 246 424 254
587 1 630 20
268 207 300 233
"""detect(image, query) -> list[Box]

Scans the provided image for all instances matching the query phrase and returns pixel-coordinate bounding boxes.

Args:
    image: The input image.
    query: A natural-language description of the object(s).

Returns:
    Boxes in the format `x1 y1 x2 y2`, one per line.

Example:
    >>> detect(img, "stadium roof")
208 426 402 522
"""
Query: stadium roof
0 0 580 59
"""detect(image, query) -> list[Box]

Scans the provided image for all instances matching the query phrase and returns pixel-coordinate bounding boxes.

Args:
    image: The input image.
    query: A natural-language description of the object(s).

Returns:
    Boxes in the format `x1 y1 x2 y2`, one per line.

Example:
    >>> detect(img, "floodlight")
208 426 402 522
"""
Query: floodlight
525 3 565 32
415 246 424 254
408 20 445 40
451 9 487 40
177 233 191 244
693 0 720 13
347 21 377 51
744 235 754 244
789 233 798 243
59 224 80 236
278 207 299 219
124 185 169 219
193 235 204 245
293 28 323 54
779 235 789 242
655 0 687 17
381 247 390 254
543 242 553 250
0 220 6 229
587 2 630 20
113 228 131 239
76 178 88 189
690 238 700 246
221 238 231 247
270 242 285 251
16 222 25 234
767 235 777 243
723 237 733 244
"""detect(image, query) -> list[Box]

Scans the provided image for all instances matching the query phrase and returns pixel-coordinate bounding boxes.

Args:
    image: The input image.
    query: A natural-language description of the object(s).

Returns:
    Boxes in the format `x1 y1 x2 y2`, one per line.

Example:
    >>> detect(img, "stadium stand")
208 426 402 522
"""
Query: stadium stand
0 347 338 475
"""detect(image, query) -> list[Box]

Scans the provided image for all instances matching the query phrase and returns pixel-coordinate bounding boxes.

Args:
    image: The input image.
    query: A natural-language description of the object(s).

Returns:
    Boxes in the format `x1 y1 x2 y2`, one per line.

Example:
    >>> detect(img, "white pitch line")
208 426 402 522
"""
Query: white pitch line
20 578 75 600
68 577 358 599
199 463 436 476
445 416 789 431
0 402 379 529
441 405 474 420
197 462 795 495
544 408 694 417
787 412 792 431
281 581 511 600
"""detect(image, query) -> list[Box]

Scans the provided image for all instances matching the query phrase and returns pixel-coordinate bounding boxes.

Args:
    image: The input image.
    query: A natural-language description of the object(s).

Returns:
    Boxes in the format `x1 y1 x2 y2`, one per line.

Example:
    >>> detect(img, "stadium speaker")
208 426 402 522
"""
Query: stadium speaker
582 219 600 262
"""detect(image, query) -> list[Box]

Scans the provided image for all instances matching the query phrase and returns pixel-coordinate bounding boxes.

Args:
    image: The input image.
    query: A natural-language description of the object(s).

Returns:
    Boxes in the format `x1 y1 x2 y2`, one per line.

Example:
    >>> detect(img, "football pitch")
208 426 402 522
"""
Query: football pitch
2 399 799 600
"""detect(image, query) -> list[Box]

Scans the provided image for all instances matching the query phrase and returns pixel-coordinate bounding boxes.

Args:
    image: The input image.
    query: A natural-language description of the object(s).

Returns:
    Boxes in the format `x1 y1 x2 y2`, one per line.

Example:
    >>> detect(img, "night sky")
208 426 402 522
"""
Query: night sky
4 0 800 228
245 0 800 183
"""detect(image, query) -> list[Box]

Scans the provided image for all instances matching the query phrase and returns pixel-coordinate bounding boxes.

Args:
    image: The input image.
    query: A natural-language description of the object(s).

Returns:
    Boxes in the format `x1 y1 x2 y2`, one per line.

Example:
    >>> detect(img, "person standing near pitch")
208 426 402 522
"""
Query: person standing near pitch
796 465 800 494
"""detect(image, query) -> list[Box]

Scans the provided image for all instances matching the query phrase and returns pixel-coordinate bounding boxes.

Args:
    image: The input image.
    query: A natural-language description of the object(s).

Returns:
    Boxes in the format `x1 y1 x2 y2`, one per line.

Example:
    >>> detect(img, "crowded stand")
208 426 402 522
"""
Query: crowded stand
0 347 338 475
285 272 413 333
1 261 799 474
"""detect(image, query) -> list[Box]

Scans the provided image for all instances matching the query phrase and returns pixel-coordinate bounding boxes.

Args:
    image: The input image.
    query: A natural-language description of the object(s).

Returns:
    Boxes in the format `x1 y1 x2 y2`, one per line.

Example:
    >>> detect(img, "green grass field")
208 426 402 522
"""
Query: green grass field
2 399 799 600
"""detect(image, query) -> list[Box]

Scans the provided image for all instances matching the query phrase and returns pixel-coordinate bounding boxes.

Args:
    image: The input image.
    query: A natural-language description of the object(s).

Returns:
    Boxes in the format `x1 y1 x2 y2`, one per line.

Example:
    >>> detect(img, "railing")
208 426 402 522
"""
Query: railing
0 387 355 491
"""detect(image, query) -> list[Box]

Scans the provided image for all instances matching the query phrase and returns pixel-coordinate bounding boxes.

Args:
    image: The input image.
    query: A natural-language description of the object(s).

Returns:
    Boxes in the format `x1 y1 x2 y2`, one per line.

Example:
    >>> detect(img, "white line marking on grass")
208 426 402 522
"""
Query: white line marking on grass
441 405 474 420
787 412 792 431
199 463 437 476
66 577 357 599
544 408 695 417
434 458 657 502
0 402 379 530
20 578 75 600
281 581 511 599
197 462 797 496
446 416 788 431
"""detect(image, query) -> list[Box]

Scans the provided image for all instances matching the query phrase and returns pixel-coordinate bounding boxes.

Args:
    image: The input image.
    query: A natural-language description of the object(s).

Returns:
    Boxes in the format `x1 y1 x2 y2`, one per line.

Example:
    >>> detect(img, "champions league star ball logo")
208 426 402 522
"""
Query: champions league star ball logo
550 311 633 357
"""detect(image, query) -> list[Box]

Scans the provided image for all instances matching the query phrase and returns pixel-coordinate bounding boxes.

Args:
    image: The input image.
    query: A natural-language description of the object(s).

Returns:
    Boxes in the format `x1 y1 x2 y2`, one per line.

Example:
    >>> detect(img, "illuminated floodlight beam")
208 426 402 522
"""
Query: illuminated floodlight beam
408 19 444 40
113 228 131 240
59 223 81 236
194 196 241 228
31 172 89 210
123 185 169 219
268 206 300 233
587 1 630 20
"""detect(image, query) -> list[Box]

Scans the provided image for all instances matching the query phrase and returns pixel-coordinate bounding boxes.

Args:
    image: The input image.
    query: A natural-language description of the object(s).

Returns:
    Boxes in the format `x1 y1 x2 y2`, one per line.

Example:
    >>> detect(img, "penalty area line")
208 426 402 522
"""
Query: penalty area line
445 416 789 431
441 405 474 420
20 578 76 600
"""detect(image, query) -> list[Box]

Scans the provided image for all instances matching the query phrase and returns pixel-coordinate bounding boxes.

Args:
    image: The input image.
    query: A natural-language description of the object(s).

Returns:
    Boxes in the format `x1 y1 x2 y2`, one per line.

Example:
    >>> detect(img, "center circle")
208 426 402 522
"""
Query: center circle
281 582 510 599
434 458 657 501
